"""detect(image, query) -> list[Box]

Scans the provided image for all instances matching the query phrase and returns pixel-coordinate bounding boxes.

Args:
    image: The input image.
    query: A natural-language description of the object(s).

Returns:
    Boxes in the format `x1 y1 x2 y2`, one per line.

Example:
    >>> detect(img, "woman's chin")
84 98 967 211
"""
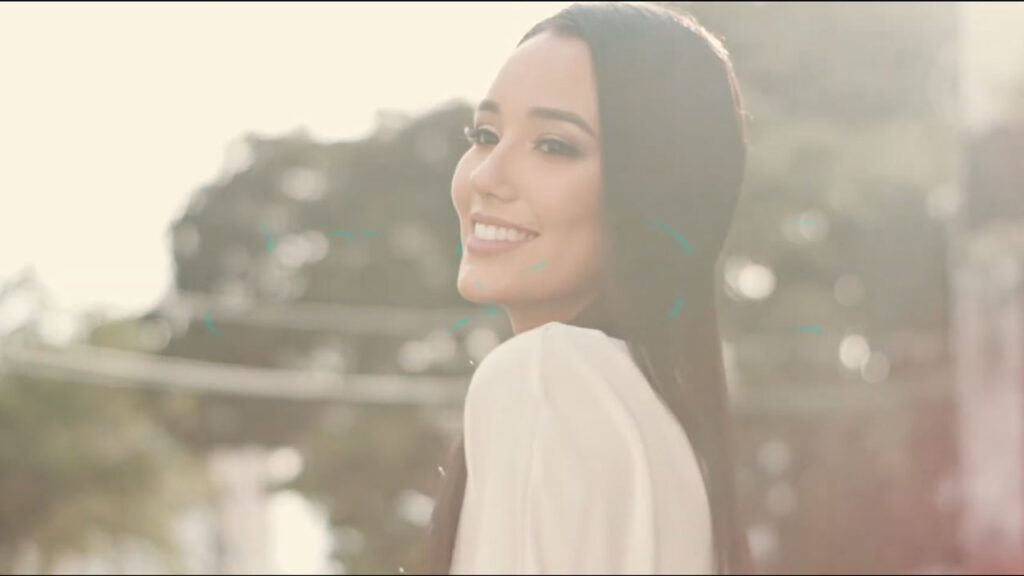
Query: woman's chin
460 282 512 308
456 278 486 303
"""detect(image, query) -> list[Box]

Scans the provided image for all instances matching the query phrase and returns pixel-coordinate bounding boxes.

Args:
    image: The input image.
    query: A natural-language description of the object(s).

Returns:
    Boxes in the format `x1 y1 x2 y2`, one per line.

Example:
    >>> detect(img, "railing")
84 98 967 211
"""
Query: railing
1 341 951 415
0 343 468 406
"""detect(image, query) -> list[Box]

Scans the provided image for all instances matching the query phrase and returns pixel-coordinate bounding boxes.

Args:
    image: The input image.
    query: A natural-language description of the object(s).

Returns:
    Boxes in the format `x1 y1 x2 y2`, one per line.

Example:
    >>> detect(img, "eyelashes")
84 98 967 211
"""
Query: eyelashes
463 125 499 147
536 137 581 158
462 124 581 158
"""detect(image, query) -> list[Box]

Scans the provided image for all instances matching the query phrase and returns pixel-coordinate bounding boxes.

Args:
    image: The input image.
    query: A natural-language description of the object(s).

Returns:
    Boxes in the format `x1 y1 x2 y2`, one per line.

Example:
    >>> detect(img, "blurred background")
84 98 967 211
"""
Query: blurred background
1 1 1022 574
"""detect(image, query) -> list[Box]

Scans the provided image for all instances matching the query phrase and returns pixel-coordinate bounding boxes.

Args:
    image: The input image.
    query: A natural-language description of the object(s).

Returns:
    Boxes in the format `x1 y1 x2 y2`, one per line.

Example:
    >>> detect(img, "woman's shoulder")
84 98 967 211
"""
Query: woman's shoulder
466 322 631 407
465 321 697 465
464 321 648 434
459 322 713 573
462 321 653 481
472 321 630 382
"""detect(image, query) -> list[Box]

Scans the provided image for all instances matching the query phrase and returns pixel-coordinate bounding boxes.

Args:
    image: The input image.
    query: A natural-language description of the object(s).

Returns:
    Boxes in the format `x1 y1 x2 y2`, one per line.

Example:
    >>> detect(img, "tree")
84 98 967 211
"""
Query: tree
0 270 205 572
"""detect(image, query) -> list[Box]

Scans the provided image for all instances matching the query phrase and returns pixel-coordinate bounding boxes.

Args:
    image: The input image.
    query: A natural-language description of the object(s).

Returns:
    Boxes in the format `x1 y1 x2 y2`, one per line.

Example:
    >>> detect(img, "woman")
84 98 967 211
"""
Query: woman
427 2 752 574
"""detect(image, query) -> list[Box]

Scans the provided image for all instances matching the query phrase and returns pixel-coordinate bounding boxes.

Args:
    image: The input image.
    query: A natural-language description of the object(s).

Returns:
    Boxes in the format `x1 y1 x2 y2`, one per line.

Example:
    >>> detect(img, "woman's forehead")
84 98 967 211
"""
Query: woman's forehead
481 31 600 129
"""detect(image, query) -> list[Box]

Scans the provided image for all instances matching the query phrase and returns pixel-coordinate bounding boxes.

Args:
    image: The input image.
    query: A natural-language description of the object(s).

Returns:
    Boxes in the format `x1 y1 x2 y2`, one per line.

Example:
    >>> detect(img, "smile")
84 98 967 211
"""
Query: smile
466 223 539 255
472 222 538 242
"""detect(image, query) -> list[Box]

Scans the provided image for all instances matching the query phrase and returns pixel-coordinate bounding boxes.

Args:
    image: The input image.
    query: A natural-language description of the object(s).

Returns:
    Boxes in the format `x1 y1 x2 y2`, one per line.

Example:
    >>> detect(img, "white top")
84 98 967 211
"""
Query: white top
450 321 714 575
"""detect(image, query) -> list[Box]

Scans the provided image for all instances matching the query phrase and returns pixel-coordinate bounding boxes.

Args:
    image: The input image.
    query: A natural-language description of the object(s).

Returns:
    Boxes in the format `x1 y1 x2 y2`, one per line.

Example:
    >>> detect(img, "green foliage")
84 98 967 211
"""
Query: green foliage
289 405 451 574
0 373 206 571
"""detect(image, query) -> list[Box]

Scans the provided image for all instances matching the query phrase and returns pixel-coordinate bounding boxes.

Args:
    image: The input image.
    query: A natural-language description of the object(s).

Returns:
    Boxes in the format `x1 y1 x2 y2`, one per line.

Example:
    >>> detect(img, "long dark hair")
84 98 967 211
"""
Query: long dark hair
426 2 752 574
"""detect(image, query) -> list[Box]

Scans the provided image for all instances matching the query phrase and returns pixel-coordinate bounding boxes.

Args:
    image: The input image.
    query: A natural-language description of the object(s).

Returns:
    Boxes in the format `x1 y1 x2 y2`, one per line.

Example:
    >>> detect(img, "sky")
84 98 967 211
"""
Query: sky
0 2 572 316
960 2 1024 131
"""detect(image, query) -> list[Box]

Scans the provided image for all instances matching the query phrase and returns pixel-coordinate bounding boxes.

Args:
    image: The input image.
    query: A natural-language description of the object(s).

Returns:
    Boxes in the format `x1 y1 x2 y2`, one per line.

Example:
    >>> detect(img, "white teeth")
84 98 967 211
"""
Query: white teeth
473 222 537 242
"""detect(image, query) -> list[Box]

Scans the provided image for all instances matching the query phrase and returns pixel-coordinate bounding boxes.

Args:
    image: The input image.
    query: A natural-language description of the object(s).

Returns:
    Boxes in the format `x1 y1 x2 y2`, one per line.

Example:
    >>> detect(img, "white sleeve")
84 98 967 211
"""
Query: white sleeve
453 323 659 575
522 324 656 574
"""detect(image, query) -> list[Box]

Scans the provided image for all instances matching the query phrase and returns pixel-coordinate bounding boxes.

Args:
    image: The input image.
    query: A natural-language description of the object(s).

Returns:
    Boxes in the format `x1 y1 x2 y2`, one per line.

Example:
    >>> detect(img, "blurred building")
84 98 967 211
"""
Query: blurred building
951 3 1024 572
955 124 1024 572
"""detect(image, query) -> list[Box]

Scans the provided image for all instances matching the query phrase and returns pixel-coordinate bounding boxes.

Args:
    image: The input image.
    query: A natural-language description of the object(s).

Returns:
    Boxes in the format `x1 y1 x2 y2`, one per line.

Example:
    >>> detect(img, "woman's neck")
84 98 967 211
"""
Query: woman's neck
503 292 602 335
503 290 620 338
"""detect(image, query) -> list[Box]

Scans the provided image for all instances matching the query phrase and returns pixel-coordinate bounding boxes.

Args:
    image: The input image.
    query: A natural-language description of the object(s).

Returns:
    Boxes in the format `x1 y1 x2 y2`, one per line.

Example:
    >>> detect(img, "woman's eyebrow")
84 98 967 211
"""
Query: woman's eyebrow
477 99 597 138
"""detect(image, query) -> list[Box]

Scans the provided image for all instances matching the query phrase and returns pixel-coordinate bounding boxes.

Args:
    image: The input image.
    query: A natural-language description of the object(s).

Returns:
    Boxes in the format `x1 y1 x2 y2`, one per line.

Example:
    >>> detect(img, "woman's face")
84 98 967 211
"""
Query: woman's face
451 30 606 334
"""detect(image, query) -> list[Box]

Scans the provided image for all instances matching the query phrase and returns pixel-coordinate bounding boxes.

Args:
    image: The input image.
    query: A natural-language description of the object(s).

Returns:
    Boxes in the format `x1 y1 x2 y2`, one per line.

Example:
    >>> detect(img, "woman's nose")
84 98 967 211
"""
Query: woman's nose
469 144 517 201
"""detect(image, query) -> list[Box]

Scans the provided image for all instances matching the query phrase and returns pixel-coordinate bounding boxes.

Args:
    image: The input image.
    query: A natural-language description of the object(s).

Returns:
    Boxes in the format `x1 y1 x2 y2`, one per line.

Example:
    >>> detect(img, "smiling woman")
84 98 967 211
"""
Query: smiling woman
452 27 606 335
429 2 752 575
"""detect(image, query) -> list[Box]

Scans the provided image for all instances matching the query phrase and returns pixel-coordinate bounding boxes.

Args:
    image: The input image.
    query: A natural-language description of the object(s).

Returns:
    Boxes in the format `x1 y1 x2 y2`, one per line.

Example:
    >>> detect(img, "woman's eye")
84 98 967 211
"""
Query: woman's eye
463 125 499 147
463 126 578 158
536 137 580 158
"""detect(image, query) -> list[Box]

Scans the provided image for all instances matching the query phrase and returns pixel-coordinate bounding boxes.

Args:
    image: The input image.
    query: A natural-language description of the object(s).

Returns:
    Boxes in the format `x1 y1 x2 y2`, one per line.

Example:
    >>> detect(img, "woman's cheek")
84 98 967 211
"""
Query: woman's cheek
450 158 473 220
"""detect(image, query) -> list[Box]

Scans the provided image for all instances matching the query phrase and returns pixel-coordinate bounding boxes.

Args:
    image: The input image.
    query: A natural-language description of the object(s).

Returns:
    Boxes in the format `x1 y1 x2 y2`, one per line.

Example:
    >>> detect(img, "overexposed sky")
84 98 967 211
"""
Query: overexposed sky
0 2 570 315
960 2 1024 131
